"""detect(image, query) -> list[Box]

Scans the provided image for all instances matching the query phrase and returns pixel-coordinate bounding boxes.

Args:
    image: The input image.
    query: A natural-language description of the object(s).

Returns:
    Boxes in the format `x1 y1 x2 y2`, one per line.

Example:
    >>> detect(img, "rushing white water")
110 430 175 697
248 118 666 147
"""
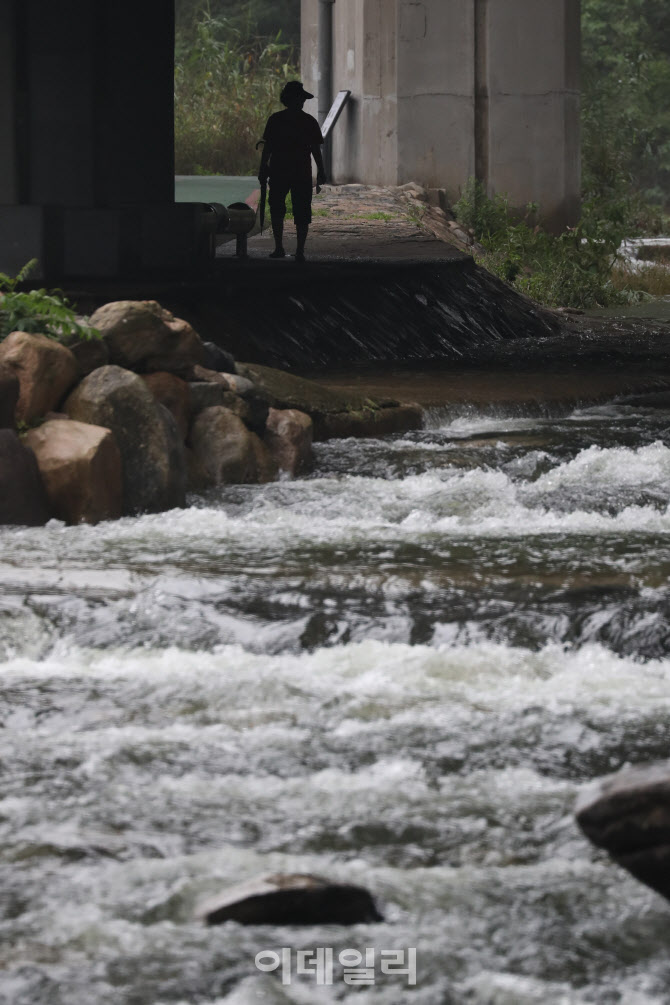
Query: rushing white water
2 399 670 1004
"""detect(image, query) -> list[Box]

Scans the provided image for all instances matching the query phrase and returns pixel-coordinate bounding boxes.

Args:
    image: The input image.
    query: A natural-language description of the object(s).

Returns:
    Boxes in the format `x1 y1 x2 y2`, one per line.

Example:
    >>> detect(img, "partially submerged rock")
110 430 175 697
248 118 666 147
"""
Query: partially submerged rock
576 761 670 900
236 362 391 417
0 332 79 422
23 419 122 524
315 403 423 441
196 873 383 926
0 429 51 526
65 365 186 515
265 407 314 475
188 406 276 488
90 300 205 375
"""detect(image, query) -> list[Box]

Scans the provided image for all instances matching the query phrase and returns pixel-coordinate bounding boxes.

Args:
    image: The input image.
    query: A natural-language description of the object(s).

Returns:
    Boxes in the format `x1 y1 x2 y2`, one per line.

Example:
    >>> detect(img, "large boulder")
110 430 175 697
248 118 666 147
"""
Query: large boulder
89 300 205 375
196 873 383 926
63 335 110 376
0 429 51 526
576 761 670 900
188 384 264 433
201 341 236 374
23 419 122 525
265 408 314 476
0 332 79 422
64 365 186 515
0 363 19 428
141 371 191 441
188 406 277 488
190 366 268 432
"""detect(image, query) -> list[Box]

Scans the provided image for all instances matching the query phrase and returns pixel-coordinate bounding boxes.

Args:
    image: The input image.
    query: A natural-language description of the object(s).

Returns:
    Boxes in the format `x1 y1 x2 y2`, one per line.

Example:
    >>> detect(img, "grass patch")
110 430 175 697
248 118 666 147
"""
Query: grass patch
355 212 396 222
611 262 670 296
453 179 659 310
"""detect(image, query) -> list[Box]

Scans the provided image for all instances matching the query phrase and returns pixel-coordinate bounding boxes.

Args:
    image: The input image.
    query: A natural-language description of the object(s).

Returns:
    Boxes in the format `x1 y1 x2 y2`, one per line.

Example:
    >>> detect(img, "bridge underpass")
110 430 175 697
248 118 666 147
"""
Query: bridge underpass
0 0 580 281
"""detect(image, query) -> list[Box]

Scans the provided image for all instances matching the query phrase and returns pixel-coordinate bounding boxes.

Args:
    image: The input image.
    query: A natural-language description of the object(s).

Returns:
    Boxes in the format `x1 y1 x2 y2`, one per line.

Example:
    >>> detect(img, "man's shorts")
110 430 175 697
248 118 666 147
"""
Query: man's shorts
269 174 313 226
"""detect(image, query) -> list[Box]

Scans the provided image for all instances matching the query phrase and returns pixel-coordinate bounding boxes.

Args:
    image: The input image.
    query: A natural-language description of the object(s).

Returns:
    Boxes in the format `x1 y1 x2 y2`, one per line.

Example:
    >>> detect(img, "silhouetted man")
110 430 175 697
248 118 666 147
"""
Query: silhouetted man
258 81 326 263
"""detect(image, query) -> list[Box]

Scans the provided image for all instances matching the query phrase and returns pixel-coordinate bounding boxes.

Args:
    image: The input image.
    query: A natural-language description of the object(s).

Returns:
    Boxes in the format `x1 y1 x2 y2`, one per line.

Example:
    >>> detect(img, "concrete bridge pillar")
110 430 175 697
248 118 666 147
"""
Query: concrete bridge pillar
301 0 580 230
0 0 207 278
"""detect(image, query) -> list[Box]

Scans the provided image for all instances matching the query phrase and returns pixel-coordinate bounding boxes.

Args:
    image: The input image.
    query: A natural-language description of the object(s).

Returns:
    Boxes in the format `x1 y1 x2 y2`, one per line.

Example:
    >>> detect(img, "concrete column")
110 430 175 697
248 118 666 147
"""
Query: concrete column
482 0 580 231
302 0 580 228
0 0 19 205
397 0 475 192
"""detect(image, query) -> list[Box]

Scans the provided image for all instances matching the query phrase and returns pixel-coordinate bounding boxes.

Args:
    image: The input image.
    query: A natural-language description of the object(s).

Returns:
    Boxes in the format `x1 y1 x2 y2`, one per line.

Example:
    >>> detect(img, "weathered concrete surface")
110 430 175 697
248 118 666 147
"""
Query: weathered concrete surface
301 0 580 229
576 762 670 901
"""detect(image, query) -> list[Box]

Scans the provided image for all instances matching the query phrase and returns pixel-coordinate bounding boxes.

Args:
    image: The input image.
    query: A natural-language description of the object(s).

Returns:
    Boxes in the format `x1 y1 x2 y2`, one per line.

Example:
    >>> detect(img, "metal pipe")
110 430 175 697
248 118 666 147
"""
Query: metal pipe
318 0 335 176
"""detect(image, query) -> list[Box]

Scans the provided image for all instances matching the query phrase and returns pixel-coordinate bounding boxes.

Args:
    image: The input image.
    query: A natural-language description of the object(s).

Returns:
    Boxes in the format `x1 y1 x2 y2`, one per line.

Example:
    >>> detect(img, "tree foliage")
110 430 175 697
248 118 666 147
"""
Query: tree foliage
174 5 299 174
582 0 670 217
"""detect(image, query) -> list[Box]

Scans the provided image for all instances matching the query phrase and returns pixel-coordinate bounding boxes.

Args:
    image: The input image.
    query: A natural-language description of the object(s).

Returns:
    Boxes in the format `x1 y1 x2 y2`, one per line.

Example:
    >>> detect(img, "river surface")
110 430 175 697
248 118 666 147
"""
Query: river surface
3 372 670 1004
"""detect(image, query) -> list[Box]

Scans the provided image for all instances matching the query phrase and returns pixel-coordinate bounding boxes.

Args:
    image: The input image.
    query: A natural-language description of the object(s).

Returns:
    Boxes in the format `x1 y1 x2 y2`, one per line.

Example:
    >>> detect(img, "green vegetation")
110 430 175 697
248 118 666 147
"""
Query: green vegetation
175 4 300 175
452 0 670 309
582 0 670 225
454 181 640 309
0 261 100 342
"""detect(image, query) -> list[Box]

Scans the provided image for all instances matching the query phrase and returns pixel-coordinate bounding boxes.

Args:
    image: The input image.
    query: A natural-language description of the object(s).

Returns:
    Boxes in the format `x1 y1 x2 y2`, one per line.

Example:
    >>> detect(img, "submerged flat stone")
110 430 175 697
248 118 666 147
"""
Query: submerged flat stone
196 873 383 926
576 761 670 901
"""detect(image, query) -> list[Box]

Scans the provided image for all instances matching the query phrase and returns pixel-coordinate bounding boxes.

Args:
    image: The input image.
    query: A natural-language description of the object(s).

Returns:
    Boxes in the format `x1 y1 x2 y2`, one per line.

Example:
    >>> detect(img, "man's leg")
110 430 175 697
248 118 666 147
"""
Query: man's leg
269 177 289 257
295 223 308 260
292 179 313 262
270 213 285 258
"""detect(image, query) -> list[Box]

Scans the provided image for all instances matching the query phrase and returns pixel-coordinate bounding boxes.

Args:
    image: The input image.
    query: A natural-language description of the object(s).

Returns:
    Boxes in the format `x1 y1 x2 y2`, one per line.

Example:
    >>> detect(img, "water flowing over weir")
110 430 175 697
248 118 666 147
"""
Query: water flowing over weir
70 259 562 372
4 372 670 1002
190 260 563 370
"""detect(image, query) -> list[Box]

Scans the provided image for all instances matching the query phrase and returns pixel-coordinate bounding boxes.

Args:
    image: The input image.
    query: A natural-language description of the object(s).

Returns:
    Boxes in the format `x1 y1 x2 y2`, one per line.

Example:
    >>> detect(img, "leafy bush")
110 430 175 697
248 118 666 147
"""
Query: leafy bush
453 179 644 309
582 0 670 217
0 261 100 342
174 11 299 175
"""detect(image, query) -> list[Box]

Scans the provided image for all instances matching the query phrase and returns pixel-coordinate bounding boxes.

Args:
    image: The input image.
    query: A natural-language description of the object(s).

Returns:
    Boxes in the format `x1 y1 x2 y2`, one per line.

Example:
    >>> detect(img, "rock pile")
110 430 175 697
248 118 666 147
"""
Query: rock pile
0 300 422 527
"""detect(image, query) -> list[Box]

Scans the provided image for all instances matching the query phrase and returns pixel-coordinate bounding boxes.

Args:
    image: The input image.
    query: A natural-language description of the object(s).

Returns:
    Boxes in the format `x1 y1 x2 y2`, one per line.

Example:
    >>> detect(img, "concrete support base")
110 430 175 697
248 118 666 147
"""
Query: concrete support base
0 205 215 280
0 0 213 279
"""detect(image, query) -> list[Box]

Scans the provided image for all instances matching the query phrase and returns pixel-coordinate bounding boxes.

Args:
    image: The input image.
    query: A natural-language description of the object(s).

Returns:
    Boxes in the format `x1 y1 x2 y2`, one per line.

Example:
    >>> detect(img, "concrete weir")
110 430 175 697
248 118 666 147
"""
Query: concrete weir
70 255 562 373
187 258 561 370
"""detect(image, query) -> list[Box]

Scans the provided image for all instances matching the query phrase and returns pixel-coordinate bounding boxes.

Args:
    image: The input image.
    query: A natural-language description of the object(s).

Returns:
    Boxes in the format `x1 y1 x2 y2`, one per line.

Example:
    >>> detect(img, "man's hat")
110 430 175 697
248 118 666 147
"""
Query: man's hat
280 80 314 104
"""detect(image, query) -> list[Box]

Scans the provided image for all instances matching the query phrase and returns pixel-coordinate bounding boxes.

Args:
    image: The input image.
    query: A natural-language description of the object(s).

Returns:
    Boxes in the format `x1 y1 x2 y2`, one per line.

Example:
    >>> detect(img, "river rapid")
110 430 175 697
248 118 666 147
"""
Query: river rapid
2 382 670 1004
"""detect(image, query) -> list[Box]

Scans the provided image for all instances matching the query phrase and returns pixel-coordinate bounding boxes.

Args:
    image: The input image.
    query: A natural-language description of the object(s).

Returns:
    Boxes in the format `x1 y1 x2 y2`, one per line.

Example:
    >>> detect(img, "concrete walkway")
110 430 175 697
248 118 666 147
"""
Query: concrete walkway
216 182 470 263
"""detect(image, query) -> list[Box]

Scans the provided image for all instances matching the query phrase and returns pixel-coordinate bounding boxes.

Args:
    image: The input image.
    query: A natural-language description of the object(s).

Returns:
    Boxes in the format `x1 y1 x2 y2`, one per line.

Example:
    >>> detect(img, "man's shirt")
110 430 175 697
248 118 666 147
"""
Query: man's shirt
263 109 324 179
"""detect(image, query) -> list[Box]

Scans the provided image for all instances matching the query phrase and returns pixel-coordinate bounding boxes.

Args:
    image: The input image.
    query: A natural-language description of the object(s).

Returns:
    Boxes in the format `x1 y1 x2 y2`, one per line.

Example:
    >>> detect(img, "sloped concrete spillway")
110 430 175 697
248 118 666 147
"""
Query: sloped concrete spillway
181 258 562 370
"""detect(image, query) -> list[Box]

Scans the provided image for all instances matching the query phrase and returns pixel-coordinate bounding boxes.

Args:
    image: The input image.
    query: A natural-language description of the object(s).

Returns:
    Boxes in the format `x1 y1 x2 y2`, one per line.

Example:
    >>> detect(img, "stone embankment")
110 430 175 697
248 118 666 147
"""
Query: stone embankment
0 300 422 527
